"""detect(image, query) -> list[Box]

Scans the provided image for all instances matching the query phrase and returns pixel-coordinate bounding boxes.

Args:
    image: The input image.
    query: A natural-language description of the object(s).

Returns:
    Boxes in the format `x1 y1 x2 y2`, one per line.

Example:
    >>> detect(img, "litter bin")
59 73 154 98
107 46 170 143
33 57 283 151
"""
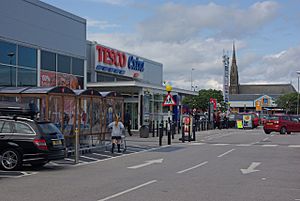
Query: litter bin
139 125 149 138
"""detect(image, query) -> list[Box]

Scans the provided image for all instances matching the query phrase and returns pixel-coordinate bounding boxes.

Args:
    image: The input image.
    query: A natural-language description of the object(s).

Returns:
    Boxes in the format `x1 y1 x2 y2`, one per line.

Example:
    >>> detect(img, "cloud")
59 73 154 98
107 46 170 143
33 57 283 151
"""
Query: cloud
84 0 133 6
137 1 279 42
86 18 120 30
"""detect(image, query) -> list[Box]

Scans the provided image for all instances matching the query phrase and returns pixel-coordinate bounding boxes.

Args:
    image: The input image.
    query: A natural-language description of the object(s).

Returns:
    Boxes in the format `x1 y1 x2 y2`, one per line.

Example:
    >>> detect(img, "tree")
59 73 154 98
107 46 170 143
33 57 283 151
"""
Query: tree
275 92 298 114
182 89 225 112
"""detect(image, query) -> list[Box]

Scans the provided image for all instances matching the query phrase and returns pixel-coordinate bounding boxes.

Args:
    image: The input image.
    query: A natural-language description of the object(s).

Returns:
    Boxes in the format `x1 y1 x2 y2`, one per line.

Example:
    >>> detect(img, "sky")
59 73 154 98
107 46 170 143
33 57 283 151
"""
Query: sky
42 0 300 91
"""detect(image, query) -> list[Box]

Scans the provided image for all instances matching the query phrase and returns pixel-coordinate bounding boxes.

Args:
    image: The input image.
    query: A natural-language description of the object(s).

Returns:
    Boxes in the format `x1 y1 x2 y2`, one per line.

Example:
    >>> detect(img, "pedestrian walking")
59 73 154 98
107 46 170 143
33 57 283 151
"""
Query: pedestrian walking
108 115 124 153
124 110 132 136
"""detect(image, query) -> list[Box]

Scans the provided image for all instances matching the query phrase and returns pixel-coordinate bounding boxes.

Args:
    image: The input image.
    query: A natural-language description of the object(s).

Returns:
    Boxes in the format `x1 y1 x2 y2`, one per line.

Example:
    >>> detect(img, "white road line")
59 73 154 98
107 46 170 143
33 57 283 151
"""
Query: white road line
64 158 75 162
190 143 206 145
97 180 157 201
177 161 208 174
218 149 235 158
92 153 112 158
236 144 252 147
262 137 269 141
262 145 278 147
48 161 59 166
211 144 229 146
288 145 300 148
80 155 99 161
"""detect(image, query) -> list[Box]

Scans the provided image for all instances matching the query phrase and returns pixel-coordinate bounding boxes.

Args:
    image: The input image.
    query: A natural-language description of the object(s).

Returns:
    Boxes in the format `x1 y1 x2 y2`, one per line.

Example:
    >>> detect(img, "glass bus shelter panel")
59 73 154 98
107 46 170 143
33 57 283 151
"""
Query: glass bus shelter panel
49 96 63 130
80 98 91 135
114 98 124 122
105 98 114 126
91 98 102 146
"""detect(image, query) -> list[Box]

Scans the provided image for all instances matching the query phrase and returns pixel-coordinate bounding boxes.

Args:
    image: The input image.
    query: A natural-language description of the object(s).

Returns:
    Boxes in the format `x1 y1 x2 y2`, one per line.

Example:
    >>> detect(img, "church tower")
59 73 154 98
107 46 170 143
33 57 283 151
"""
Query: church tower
229 43 239 94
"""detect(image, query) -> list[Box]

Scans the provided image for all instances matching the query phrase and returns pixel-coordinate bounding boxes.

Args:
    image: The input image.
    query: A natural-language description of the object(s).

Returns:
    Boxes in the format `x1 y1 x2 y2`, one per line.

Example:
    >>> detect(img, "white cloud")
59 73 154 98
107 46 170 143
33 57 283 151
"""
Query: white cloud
137 1 279 42
86 18 120 30
84 0 132 6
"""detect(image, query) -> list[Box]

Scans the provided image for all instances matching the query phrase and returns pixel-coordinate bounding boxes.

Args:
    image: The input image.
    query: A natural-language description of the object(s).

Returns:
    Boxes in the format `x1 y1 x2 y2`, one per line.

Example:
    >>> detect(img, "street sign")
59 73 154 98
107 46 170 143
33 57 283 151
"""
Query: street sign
163 93 176 106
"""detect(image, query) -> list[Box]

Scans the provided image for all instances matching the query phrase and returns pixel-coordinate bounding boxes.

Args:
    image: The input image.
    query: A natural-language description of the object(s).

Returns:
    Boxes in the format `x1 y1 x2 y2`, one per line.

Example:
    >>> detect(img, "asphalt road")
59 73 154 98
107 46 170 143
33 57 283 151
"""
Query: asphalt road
1 128 300 201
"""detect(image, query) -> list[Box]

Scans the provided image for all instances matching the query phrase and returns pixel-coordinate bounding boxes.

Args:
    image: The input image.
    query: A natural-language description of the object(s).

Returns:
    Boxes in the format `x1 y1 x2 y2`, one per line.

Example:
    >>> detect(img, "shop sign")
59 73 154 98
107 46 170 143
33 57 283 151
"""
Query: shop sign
95 45 144 79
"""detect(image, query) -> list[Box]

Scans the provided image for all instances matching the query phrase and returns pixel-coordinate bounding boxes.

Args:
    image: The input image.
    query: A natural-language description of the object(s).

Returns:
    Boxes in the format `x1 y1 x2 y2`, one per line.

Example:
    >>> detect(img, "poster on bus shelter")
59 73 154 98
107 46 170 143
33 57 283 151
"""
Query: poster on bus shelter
243 114 252 128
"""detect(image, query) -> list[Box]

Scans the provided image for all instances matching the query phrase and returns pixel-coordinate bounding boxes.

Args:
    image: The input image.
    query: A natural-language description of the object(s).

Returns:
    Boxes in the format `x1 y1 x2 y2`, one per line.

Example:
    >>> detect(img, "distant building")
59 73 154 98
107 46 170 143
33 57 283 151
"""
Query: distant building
228 43 296 113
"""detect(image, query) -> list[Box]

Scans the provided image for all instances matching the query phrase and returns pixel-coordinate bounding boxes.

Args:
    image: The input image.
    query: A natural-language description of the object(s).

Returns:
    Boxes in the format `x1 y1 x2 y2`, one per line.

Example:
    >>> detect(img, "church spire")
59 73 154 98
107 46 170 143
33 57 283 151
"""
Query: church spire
229 41 239 94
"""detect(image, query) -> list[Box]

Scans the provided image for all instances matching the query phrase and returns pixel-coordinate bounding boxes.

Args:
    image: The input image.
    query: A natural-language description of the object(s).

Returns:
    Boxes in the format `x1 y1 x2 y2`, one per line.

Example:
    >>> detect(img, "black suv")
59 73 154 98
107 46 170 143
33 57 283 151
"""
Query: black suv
0 106 65 170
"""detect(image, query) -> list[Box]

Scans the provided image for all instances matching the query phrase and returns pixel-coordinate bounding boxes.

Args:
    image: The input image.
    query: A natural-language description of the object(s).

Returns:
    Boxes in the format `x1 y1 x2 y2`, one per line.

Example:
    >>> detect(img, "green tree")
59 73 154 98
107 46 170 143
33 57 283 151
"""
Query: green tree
182 89 225 111
275 92 298 114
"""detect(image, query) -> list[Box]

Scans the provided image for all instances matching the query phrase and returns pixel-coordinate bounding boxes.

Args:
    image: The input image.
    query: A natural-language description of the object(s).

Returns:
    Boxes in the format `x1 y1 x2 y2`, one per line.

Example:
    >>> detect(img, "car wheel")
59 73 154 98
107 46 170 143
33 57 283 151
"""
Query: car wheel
280 127 287 135
0 148 22 171
264 130 271 134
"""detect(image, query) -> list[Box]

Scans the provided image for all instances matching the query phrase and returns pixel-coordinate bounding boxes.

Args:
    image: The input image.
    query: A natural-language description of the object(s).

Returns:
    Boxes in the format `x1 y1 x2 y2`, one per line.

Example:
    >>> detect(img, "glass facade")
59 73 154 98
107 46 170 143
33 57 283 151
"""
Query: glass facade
97 73 115 82
58 54 71 74
0 65 16 86
41 50 56 71
17 68 37 86
72 57 84 76
0 40 16 65
18 45 37 68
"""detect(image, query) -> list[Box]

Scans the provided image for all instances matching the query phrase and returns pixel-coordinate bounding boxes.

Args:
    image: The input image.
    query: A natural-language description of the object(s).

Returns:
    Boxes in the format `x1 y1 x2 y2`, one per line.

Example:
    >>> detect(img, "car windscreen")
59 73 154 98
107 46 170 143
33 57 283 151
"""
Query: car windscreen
38 122 62 135
269 116 279 121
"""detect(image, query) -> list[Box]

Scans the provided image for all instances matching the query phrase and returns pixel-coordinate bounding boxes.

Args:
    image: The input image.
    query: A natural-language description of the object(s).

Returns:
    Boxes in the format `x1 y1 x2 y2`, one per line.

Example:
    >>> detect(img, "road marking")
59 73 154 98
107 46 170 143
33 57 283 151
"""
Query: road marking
288 145 300 148
218 149 235 158
92 153 112 158
240 162 261 174
236 144 252 147
177 161 208 174
97 180 157 201
262 137 269 141
128 159 164 169
262 145 278 147
80 155 99 161
190 143 206 145
211 144 229 146
48 161 59 166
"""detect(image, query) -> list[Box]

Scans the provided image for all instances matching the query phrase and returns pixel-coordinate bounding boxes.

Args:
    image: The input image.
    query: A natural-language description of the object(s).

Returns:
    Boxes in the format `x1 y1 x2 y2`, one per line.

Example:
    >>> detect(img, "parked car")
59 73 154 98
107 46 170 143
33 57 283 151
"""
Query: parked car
259 114 270 125
0 115 65 170
263 114 300 134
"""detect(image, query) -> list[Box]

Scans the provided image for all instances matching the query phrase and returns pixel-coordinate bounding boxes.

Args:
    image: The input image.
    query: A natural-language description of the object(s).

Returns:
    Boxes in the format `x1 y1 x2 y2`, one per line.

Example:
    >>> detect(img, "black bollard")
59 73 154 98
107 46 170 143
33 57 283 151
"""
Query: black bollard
152 120 155 137
188 123 191 142
192 123 196 141
171 122 175 139
159 121 163 146
167 119 171 145
165 120 168 136
156 121 159 137
181 123 185 143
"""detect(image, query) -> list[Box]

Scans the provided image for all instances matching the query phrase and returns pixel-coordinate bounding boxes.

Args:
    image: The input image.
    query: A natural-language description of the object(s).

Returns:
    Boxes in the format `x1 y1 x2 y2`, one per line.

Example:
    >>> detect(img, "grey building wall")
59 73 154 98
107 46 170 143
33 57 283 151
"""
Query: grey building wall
143 60 162 85
0 0 86 58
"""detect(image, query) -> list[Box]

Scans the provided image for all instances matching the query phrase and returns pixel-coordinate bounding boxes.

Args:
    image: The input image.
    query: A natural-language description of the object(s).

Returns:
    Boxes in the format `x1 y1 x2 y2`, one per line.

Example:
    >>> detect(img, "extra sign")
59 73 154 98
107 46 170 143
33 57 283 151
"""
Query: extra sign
163 93 176 106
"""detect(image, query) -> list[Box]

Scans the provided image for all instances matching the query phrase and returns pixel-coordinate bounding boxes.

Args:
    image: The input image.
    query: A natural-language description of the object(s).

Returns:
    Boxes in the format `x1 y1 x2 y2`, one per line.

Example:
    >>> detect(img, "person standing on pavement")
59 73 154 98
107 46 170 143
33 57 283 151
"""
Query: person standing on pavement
124 110 132 136
108 115 124 153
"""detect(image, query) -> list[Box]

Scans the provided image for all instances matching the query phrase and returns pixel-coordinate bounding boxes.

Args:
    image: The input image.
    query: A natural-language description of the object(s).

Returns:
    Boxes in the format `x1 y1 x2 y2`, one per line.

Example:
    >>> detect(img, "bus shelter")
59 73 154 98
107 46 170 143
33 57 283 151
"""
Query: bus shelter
100 92 124 138
74 89 103 148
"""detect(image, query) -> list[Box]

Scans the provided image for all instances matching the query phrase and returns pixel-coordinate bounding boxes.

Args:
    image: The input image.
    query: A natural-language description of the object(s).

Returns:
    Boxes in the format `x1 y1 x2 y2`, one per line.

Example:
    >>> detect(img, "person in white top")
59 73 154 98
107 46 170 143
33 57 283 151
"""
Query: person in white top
108 115 124 153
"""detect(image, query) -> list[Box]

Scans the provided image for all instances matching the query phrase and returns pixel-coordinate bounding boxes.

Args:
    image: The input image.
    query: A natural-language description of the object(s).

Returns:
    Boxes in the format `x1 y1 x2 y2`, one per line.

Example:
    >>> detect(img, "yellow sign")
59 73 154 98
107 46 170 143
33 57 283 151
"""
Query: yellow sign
255 100 262 111
165 84 172 92
236 120 243 129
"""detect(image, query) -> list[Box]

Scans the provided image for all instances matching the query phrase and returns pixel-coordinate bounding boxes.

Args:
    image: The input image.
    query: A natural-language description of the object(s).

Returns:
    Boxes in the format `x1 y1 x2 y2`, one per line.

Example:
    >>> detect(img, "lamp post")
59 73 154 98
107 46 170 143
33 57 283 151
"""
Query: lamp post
297 71 300 115
7 52 15 86
190 68 195 91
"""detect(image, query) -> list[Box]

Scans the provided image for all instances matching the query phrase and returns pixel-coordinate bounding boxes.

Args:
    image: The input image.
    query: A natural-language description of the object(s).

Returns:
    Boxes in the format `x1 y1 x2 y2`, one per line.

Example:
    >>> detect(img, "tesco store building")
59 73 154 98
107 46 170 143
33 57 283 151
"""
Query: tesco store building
87 42 196 131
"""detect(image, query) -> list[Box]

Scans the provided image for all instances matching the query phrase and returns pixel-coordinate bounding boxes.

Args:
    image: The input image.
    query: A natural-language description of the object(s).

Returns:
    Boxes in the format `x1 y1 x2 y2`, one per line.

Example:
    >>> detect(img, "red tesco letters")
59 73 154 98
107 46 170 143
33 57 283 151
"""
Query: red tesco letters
96 45 127 67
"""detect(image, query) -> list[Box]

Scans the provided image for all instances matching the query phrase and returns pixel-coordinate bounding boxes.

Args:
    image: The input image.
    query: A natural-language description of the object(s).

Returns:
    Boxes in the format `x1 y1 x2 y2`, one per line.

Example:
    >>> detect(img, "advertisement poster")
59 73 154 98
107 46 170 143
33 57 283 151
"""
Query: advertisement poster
243 114 252 128
40 70 56 87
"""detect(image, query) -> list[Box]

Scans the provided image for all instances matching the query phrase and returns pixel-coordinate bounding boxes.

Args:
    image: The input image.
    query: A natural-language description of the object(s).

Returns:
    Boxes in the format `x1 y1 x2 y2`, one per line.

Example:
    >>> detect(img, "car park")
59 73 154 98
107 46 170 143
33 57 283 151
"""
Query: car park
0 104 65 170
263 114 300 134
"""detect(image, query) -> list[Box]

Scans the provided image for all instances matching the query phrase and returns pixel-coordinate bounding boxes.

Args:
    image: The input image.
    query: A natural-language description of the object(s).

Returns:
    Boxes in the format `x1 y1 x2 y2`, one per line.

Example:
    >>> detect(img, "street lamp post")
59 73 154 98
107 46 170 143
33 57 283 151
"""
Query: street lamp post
297 71 300 115
7 52 15 86
190 68 195 91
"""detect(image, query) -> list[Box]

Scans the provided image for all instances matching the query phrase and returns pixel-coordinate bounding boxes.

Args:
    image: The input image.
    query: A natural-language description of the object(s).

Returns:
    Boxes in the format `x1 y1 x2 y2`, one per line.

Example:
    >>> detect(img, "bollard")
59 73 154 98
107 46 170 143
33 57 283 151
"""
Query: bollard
177 121 180 134
181 123 185 143
159 120 163 146
165 120 168 136
192 123 196 141
156 121 159 137
152 120 155 137
167 120 171 145
74 127 79 164
171 122 175 139
188 123 191 142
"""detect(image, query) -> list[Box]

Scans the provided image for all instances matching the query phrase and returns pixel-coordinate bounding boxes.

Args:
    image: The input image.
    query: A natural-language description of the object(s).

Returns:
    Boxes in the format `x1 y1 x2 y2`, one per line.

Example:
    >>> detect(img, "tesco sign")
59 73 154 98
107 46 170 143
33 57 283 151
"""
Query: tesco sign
95 45 144 78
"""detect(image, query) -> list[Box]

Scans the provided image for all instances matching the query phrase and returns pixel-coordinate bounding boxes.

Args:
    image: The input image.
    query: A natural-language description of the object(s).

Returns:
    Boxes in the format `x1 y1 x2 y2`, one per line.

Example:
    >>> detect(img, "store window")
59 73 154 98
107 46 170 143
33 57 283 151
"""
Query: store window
72 57 84 76
0 65 16 86
97 73 115 82
17 68 37 86
41 50 56 71
0 40 16 65
58 54 71 74
18 45 37 68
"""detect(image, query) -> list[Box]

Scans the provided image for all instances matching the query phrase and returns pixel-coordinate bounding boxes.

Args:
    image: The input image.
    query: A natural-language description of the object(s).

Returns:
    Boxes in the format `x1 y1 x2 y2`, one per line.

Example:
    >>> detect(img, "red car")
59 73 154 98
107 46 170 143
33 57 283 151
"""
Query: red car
263 114 300 134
